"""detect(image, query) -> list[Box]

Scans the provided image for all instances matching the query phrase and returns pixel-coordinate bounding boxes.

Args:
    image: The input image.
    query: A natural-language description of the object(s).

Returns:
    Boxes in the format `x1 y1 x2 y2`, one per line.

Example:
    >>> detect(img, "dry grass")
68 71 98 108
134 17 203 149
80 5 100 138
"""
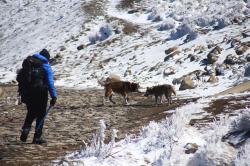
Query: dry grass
116 0 141 9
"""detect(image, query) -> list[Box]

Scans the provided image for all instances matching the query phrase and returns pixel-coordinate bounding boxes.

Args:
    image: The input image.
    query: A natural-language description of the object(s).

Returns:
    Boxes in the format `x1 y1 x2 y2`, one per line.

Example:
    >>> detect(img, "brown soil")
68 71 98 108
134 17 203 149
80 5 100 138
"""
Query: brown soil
0 85 194 166
190 94 250 128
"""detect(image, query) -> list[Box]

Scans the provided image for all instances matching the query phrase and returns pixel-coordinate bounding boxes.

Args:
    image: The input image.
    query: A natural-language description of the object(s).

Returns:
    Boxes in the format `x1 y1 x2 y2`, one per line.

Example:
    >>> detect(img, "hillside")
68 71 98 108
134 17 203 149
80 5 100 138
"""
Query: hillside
1 0 250 165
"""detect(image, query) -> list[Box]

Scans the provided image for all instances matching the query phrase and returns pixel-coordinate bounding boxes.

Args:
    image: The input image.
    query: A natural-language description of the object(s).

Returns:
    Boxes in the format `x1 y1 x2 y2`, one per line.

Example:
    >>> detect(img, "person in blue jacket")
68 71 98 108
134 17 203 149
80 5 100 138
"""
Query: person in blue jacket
19 49 57 144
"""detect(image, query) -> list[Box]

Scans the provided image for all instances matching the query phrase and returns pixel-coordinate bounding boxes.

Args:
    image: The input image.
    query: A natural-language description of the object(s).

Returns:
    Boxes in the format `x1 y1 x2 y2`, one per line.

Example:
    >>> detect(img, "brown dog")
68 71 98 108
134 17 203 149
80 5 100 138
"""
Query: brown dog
98 80 140 104
144 84 176 104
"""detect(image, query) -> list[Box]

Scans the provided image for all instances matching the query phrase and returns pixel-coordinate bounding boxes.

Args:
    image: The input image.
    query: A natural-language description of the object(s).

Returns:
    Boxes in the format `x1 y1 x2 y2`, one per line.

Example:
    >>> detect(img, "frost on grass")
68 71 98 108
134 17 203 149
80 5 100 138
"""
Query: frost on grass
57 120 118 165
234 141 250 166
188 115 236 166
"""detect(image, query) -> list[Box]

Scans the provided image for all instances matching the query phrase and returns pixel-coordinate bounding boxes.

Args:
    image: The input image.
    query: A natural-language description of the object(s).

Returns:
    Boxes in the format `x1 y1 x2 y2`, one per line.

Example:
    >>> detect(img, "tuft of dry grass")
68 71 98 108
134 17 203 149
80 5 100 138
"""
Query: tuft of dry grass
116 0 141 9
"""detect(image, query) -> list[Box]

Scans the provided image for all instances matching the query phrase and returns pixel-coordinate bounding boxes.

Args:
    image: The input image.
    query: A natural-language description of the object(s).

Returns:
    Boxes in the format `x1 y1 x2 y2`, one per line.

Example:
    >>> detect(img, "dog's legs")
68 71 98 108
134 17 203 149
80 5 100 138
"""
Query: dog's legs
155 95 158 105
109 95 116 104
122 93 129 105
160 95 163 104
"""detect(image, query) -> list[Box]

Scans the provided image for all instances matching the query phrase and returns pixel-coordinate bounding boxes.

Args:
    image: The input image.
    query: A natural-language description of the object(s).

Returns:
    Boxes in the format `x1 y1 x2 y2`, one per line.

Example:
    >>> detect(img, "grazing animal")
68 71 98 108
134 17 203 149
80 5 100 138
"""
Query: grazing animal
144 84 176 104
98 80 140 104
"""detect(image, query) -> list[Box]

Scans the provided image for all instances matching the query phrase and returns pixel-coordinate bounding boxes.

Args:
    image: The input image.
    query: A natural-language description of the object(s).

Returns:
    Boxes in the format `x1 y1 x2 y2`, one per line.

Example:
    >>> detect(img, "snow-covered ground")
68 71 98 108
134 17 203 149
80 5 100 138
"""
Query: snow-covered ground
55 97 250 166
1 0 250 165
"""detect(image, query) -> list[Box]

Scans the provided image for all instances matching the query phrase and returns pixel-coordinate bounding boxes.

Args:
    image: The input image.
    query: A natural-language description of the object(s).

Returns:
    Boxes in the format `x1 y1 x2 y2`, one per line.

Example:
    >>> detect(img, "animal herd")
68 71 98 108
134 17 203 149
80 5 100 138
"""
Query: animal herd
98 79 176 105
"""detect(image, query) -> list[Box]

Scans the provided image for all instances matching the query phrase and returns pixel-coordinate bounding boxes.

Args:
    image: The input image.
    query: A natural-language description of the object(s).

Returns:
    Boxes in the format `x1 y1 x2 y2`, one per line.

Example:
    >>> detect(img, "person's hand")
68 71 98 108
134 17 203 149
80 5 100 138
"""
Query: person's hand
50 97 57 106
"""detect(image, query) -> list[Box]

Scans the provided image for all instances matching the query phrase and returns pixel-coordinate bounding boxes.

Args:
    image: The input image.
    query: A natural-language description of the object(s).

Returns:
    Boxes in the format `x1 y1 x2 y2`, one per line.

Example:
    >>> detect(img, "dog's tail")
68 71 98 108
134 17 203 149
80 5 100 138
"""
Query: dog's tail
171 85 176 96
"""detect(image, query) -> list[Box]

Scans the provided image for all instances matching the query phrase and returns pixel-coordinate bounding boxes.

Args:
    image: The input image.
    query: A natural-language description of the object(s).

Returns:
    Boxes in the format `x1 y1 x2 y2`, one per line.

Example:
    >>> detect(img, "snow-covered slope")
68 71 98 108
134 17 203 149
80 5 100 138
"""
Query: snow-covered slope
1 0 250 165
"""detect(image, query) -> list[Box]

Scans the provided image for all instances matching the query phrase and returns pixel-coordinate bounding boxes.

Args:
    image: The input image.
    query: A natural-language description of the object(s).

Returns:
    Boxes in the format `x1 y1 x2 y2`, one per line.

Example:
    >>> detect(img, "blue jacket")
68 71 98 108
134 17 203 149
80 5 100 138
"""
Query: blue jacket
33 54 57 98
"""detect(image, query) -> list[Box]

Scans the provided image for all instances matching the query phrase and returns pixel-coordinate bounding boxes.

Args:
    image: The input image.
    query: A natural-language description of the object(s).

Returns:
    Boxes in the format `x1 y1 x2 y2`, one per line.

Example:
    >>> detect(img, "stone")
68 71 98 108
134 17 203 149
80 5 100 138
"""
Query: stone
179 76 195 90
77 45 84 51
244 65 250 77
235 45 249 55
165 47 179 55
246 54 250 62
184 143 198 154
207 74 219 83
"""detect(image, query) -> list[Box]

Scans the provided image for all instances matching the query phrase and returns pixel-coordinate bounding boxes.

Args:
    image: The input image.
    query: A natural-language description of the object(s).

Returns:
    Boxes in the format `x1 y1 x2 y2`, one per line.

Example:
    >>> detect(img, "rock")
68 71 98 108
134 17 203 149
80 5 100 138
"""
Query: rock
246 54 250 62
164 50 181 61
230 39 241 48
207 74 219 83
77 45 84 51
187 54 199 62
172 78 182 85
163 67 176 77
124 67 132 77
244 65 250 77
207 46 222 64
224 54 246 65
165 47 179 55
207 53 218 64
128 9 139 14
59 46 66 51
194 45 206 53
179 76 195 90
243 41 250 47
235 45 248 55
211 45 223 54
184 143 198 154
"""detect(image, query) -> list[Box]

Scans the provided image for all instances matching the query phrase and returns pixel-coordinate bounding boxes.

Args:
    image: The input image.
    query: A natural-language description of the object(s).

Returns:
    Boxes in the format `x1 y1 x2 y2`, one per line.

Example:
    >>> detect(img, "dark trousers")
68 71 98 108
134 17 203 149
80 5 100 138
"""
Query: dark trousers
22 88 48 138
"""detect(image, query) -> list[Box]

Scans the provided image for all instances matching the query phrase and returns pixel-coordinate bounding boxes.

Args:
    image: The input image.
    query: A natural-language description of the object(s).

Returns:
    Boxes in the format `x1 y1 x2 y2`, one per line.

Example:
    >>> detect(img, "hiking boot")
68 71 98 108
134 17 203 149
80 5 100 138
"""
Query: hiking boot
32 137 47 144
20 129 30 142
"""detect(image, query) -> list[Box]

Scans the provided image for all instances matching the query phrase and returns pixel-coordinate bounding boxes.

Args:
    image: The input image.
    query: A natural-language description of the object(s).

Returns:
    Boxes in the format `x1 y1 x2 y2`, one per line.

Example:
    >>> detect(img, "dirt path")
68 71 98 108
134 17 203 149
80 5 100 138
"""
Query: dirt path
0 85 195 166
214 80 250 97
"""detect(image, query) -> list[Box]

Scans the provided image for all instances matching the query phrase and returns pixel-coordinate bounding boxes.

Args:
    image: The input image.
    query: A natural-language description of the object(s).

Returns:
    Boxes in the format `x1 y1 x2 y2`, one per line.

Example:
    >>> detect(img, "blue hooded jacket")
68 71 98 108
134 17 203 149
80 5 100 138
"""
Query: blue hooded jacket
33 54 57 98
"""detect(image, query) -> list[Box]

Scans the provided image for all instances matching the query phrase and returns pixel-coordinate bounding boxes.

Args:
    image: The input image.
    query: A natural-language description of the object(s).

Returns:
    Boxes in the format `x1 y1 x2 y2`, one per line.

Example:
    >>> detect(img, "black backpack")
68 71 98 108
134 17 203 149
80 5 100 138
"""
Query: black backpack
17 56 47 103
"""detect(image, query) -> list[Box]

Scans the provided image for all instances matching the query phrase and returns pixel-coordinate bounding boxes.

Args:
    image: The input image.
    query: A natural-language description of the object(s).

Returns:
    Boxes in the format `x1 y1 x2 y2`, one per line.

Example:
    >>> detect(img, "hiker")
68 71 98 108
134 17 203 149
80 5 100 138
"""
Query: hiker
16 49 57 144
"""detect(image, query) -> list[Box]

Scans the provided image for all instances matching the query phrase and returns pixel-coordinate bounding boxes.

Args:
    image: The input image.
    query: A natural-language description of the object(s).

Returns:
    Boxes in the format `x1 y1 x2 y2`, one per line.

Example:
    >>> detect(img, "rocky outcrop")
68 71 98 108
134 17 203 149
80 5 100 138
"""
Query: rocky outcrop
235 45 249 55
164 47 181 61
207 46 223 64
184 143 198 154
179 76 195 90
224 54 246 65
207 74 219 84
245 65 250 77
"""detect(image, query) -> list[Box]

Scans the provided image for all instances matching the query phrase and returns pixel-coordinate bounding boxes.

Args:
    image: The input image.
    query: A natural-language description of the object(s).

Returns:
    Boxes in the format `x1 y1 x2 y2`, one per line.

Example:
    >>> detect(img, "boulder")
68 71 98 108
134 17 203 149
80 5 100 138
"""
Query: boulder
179 76 195 90
164 50 181 61
244 65 250 77
163 67 176 77
246 54 250 62
184 143 198 154
207 46 222 64
235 45 249 55
165 47 179 55
224 54 246 65
207 74 219 83
77 45 85 50
207 53 218 64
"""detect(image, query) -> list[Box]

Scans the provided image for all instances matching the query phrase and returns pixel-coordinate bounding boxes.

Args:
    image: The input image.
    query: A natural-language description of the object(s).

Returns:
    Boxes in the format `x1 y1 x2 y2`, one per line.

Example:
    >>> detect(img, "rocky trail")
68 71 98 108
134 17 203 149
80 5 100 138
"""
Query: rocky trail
1 84 250 165
0 85 195 166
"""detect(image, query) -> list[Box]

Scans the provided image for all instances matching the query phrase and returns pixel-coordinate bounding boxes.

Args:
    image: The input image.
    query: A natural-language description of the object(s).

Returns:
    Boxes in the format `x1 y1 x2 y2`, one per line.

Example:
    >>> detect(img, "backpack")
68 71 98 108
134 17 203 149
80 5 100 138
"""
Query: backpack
17 56 47 103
